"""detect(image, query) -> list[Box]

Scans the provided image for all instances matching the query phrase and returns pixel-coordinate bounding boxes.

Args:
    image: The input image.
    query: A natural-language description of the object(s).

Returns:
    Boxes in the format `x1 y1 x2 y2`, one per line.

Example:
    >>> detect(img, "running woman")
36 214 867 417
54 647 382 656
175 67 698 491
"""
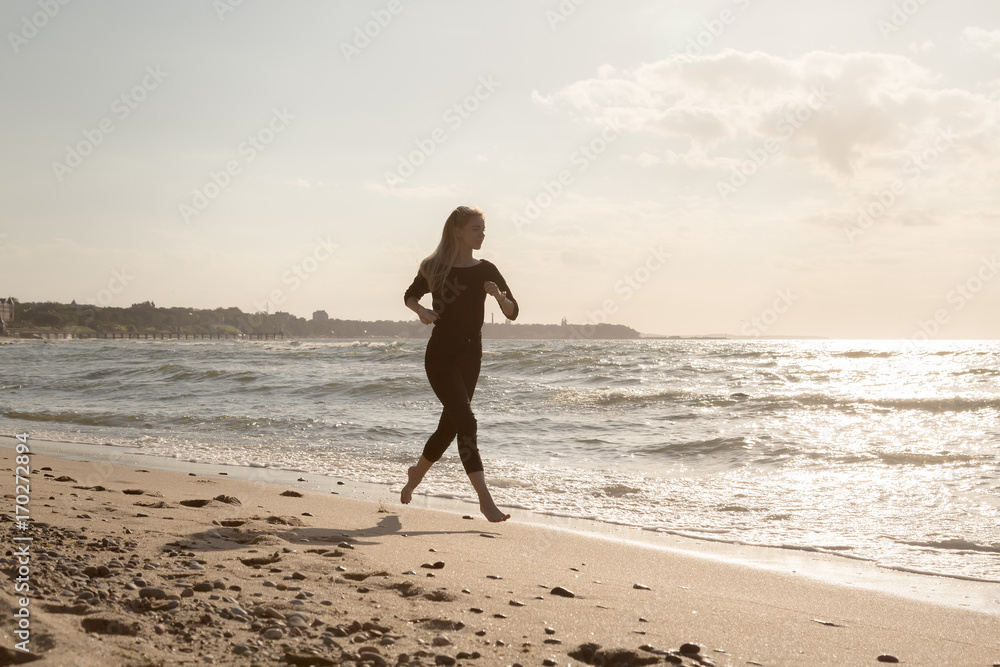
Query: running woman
400 206 518 522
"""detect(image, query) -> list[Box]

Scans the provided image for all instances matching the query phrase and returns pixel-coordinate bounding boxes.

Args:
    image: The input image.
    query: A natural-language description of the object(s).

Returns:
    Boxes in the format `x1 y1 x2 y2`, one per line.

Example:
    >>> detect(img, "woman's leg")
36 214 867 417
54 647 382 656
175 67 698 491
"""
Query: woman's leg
401 341 472 503
403 339 508 521
455 343 509 522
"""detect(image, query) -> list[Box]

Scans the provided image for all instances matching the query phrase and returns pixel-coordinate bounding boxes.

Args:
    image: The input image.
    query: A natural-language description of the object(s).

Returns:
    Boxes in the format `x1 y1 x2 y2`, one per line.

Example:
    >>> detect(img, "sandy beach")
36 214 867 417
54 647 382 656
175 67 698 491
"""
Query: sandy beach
2 442 999 667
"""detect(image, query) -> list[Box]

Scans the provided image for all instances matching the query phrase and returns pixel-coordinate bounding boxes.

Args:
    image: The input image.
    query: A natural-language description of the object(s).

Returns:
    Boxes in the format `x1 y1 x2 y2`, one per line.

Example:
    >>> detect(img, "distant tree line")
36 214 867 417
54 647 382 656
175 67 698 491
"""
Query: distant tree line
7 300 640 339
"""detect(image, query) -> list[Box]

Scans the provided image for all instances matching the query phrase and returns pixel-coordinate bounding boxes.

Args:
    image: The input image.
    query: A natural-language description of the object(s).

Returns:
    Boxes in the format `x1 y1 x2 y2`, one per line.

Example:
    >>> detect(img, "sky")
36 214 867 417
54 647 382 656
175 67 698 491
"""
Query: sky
2 0 998 339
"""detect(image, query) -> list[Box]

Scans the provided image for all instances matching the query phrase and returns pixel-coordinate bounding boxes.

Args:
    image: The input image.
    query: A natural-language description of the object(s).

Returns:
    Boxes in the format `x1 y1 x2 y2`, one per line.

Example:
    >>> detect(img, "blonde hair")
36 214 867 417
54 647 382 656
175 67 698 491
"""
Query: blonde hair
419 206 484 292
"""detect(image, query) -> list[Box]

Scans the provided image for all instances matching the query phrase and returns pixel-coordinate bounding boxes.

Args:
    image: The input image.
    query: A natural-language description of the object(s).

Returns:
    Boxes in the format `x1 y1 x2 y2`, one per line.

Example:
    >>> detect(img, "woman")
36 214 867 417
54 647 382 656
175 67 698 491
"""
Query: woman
400 205 519 522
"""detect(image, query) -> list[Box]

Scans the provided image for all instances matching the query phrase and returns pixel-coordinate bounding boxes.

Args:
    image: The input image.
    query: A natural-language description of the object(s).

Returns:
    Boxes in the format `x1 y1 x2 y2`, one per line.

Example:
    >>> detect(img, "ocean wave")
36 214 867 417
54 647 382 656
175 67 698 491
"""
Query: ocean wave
869 396 1000 411
2 409 322 435
888 538 1000 554
290 377 421 398
832 351 896 359
876 451 988 466
291 340 406 350
749 392 1000 413
544 386 1000 414
705 350 770 359
638 436 751 457
601 484 643 497
953 368 1000 377
816 450 990 466
4 410 148 428
877 564 1000 584
167 413 311 431
81 367 127 380
547 387 692 409
486 353 620 377
148 364 264 383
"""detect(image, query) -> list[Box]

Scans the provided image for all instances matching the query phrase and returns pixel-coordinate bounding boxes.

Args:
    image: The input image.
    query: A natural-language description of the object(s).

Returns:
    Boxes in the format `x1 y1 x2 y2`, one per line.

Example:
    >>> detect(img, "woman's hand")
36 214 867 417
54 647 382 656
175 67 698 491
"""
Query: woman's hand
418 307 439 325
484 281 503 300
406 296 439 325
485 281 516 320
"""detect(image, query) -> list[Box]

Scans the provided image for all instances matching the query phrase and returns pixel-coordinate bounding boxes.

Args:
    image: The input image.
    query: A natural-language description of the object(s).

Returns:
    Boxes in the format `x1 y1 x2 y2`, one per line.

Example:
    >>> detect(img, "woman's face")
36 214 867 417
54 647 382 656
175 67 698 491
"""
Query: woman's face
457 216 486 250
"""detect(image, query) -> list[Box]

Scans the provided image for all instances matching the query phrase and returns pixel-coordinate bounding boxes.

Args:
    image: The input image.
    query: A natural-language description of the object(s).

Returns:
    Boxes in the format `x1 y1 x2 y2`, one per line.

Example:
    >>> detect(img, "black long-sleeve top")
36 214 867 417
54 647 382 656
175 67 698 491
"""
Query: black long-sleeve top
404 260 519 340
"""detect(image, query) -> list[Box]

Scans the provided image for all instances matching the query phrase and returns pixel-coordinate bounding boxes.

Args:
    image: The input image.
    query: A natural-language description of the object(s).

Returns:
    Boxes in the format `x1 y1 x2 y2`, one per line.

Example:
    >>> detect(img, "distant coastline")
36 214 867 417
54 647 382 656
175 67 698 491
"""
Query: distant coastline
3 300 642 340
2 300 832 341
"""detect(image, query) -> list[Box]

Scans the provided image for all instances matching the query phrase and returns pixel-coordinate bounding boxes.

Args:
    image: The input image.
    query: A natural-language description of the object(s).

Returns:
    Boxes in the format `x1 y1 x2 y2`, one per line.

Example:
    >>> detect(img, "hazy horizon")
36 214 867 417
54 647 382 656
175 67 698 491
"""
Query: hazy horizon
3 1 999 341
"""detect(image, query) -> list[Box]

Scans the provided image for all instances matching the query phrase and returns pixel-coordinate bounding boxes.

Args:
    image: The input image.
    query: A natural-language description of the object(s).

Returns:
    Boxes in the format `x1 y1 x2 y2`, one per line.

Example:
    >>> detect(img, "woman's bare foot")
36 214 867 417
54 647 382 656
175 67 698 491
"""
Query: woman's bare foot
480 500 511 522
401 457 434 505
400 465 421 504
468 470 509 522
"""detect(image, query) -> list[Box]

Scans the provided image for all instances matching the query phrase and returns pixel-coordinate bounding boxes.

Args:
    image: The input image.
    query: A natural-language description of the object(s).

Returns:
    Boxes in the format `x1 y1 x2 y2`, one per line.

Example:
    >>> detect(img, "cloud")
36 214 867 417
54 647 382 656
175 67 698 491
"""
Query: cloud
621 151 679 168
962 27 1000 57
364 181 463 199
534 50 998 177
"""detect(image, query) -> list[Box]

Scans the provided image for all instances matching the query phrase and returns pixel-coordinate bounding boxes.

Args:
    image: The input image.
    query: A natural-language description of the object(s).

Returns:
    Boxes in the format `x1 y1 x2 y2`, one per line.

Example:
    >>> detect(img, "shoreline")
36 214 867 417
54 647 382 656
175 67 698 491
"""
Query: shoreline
2 439 999 665
10 436 1000 615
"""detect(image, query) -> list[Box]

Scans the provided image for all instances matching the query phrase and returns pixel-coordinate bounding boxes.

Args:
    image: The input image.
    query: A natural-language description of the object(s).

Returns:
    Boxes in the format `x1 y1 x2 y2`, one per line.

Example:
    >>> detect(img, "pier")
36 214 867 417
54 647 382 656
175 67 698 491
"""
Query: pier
7 330 283 341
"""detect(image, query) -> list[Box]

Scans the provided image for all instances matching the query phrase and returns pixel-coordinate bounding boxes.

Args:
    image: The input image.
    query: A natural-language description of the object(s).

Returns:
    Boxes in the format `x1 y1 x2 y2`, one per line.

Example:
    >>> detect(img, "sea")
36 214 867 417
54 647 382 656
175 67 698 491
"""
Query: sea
1 337 998 584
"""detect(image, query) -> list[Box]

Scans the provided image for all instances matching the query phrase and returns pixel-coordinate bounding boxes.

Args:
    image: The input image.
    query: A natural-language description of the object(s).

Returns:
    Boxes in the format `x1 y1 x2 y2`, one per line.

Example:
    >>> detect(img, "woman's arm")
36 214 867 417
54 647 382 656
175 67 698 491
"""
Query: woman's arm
484 263 519 321
404 271 438 325
484 281 518 320
406 296 439 325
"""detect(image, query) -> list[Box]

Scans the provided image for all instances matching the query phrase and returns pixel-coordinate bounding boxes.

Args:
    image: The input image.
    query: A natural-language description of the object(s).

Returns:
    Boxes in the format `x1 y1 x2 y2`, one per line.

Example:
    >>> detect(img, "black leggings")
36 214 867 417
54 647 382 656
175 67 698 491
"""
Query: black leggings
421 334 483 474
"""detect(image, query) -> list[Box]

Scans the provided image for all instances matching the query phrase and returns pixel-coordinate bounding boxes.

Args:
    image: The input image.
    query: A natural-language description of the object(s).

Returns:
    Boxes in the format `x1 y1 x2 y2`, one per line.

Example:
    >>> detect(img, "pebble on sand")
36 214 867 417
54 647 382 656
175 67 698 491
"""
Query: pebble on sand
550 586 576 598
138 587 167 600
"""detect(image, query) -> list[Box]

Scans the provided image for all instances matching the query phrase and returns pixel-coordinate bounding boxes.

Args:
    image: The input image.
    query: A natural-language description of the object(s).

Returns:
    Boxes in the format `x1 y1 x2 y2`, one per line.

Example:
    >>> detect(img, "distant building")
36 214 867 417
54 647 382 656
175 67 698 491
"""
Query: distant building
0 297 13 333
312 310 329 322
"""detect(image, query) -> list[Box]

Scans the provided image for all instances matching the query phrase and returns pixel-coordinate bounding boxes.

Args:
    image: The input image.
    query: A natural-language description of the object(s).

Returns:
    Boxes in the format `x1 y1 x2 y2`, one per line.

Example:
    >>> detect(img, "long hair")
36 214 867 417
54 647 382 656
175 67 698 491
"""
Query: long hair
419 205 484 292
